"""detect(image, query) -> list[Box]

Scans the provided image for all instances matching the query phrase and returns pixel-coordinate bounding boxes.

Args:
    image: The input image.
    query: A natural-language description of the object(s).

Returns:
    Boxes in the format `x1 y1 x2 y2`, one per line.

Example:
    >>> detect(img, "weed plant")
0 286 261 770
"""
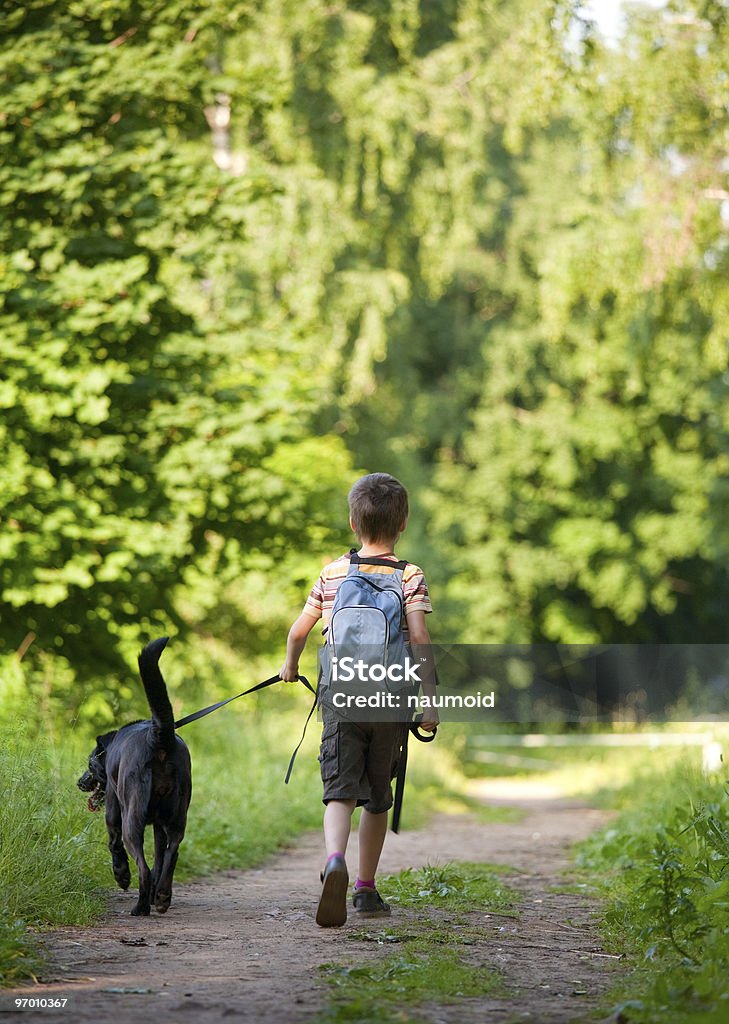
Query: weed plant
577 756 729 1022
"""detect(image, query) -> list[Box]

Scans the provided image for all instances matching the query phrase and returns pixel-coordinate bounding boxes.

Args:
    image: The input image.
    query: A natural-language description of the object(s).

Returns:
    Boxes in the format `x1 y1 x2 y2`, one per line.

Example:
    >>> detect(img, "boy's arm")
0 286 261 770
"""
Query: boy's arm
405 608 439 732
279 612 320 681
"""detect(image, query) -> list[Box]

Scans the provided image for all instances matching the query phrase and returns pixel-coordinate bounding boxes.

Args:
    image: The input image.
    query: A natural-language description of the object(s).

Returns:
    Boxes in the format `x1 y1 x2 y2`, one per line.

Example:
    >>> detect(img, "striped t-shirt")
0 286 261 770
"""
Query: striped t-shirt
304 552 432 634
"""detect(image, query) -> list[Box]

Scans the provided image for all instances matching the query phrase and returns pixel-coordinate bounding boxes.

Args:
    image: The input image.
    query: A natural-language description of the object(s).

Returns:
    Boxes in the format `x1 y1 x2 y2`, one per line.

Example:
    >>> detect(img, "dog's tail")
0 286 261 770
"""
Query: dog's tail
138 637 176 754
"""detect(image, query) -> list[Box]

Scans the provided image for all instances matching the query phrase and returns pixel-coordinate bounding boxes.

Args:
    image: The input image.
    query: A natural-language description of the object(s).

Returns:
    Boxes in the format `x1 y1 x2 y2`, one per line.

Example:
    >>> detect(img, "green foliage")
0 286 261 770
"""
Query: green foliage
577 761 729 1021
2 0 728 729
433 1 729 643
0 0 357 707
218 0 579 562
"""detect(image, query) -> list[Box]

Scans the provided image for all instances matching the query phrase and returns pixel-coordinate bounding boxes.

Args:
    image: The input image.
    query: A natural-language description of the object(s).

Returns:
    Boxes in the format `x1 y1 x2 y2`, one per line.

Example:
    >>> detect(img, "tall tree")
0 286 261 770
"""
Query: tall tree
218 0 578 572
434 0 729 643
0 1 353 712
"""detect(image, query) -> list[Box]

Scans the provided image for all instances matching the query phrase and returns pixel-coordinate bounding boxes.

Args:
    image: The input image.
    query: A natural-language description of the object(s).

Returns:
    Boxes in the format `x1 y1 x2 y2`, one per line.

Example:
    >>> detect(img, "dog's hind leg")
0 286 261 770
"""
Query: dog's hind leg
122 820 152 916
153 829 184 914
105 792 131 891
150 823 167 905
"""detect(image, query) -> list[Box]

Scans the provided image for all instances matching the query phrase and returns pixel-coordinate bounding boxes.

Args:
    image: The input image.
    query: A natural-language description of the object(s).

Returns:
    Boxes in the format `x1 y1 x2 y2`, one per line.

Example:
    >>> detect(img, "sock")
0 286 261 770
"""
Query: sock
355 878 376 890
328 851 345 861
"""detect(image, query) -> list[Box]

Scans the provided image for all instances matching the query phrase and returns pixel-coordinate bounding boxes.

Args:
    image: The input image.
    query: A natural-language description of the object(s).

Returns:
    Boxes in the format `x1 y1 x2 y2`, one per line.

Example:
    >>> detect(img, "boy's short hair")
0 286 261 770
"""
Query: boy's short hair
348 473 409 543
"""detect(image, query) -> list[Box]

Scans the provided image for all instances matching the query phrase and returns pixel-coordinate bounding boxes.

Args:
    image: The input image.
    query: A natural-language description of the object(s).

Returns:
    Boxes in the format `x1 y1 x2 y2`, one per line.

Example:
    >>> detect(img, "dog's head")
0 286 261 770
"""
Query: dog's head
77 731 117 811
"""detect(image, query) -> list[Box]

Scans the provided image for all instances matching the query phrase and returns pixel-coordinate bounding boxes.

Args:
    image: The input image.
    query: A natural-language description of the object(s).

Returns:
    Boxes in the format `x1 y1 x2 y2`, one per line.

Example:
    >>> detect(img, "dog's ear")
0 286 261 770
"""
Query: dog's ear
96 730 117 750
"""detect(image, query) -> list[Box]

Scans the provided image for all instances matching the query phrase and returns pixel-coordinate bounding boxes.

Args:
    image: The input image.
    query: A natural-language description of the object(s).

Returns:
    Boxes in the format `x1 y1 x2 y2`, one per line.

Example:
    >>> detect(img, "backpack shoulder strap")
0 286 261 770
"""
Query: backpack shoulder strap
349 549 408 572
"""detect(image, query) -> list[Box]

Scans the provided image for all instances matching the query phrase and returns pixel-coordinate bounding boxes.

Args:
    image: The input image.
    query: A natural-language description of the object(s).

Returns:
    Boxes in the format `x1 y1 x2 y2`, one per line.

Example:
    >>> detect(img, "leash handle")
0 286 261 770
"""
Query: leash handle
410 714 437 743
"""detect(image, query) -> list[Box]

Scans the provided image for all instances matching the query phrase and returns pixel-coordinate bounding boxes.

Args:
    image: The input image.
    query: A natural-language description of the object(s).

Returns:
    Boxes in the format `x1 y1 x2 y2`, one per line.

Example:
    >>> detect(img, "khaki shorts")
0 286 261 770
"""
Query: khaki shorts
318 719 404 814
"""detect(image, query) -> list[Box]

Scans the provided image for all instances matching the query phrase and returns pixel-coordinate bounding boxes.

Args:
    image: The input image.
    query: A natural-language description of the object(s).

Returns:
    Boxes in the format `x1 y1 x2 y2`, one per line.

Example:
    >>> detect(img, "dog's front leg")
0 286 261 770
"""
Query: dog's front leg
105 793 131 890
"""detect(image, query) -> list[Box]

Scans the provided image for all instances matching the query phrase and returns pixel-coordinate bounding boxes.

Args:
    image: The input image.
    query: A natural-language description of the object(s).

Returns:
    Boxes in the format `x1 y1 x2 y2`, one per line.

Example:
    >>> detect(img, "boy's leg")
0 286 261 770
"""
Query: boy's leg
357 808 388 880
350 722 402 916
317 715 363 928
318 800 355 928
353 806 391 916
324 799 356 856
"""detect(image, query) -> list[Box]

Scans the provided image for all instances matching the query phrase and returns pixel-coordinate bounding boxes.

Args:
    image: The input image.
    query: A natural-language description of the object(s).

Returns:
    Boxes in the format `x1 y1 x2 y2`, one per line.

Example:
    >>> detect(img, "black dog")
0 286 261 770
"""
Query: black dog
77 637 192 916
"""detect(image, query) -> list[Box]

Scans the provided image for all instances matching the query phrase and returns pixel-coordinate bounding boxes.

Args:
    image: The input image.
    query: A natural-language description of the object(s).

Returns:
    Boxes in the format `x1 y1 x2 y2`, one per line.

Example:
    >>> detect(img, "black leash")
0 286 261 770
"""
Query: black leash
392 720 437 834
284 683 320 784
174 674 315 729
172 672 435 814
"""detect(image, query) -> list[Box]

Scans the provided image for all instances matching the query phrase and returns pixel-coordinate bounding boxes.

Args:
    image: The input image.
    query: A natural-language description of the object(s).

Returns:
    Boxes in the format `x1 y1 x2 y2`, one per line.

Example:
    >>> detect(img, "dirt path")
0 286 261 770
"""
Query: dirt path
3 783 621 1023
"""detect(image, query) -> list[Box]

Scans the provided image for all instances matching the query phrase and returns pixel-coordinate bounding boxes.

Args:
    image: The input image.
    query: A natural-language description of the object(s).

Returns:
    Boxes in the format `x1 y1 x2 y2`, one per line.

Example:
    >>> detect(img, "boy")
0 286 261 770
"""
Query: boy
279 472 438 927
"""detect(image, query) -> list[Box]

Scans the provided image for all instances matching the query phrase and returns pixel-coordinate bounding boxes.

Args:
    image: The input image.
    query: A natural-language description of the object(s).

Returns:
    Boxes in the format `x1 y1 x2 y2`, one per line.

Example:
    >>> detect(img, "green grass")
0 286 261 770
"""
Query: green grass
319 949 501 1021
0 921 42 989
380 861 518 916
0 723 113 985
317 862 516 1024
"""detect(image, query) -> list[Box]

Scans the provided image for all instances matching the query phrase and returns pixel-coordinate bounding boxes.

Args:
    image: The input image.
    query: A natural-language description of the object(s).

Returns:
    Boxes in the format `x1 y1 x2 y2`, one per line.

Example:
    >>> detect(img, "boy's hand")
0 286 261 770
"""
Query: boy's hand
281 612 319 683
418 712 439 732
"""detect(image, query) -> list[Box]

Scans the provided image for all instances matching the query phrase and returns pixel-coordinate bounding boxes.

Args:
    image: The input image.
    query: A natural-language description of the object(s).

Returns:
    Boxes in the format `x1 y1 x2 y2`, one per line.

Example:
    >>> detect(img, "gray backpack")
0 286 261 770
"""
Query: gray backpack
318 550 416 716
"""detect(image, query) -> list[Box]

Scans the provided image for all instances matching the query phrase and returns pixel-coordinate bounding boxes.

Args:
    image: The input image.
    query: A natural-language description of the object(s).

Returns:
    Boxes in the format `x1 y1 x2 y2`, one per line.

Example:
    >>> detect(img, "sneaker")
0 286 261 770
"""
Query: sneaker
316 854 348 927
352 886 391 917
